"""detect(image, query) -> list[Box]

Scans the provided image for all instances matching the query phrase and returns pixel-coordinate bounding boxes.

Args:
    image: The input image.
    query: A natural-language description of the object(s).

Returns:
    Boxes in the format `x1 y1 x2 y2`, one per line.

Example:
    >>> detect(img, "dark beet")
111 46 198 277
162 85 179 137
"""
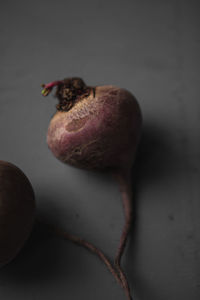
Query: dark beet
0 161 35 267
42 77 142 299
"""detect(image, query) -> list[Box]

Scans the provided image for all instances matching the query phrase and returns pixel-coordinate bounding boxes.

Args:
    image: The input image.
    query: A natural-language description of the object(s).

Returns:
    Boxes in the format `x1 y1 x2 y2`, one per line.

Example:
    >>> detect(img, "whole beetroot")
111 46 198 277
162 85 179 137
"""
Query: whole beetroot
45 79 141 171
42 77 142 299
0 161 35 268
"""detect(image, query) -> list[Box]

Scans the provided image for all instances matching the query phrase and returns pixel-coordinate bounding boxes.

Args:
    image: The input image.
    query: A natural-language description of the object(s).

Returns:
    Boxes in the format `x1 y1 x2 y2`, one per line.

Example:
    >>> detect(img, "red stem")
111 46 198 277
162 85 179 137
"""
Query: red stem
44 81 63 90
112 169 133 299
41 80 64 96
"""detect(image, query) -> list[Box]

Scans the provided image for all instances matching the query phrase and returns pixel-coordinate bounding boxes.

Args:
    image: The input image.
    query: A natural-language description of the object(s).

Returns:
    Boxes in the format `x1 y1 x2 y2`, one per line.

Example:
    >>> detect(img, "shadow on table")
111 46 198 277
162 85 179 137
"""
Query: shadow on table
0 195 85 286
126 120 183 300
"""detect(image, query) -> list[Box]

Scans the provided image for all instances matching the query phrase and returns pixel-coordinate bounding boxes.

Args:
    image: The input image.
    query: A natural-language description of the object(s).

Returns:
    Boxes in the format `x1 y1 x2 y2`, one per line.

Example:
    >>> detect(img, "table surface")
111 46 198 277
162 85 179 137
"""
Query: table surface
0 1 199 299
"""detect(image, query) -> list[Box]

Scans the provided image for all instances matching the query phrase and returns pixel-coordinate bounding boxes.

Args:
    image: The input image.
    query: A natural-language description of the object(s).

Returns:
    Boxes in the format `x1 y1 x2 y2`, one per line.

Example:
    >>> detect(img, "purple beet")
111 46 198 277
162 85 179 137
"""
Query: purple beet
41 77 142 299
0 161 35 268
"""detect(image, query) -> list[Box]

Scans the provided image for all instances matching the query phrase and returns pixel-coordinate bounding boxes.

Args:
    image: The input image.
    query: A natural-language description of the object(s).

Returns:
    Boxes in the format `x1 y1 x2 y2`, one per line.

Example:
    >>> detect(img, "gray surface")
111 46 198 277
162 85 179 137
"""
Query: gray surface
0 0 200 299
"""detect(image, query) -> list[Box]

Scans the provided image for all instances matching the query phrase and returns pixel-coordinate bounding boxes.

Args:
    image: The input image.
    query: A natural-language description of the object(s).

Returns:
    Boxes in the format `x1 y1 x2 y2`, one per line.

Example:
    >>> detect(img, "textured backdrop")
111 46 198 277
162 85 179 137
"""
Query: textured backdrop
0 0 200 299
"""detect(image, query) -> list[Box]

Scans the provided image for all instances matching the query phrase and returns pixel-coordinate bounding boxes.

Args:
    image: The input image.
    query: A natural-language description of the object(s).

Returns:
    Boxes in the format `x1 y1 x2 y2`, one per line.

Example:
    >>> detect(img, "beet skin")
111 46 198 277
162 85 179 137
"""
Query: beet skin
47 85 142 171
0 161 35 267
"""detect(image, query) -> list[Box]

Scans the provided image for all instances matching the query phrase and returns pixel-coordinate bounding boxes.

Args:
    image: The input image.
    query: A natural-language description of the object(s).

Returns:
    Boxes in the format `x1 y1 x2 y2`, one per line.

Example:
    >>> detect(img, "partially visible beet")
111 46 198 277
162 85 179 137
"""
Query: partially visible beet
41 77 142 299
0 159 121 288
0 161 35 268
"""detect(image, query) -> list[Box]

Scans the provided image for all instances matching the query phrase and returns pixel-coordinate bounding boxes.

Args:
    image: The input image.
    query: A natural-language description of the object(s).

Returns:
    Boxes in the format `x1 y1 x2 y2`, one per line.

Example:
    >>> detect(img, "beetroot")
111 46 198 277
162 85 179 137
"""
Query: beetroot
0 161 35 268
42 77 142 299
0 159 121 288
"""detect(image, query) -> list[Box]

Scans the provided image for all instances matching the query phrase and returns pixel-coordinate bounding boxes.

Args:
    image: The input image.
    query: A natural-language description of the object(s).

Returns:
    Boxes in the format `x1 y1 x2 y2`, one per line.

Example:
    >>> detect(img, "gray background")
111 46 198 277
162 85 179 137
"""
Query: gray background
0 0 199 299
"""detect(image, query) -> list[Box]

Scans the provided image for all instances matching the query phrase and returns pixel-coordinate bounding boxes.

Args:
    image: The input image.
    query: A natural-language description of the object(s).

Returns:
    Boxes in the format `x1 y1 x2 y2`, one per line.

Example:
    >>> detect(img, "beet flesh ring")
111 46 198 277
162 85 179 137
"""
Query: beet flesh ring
0 161 35 267
47 85 142 171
